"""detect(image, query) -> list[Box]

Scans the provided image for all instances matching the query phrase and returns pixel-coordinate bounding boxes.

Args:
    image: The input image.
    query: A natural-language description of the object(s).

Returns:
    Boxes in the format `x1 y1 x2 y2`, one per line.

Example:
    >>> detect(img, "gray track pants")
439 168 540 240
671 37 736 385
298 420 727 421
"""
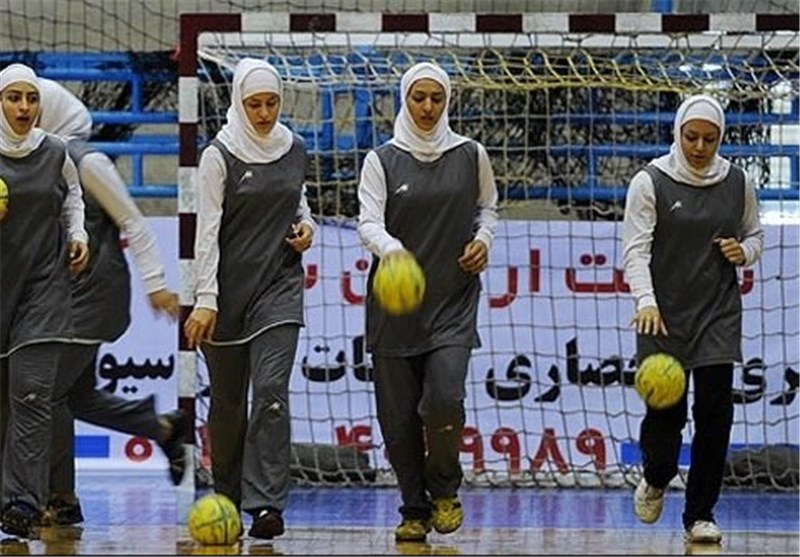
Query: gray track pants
373 345 470 520
1 343 60 512
49 343 161 495
201 324 299 516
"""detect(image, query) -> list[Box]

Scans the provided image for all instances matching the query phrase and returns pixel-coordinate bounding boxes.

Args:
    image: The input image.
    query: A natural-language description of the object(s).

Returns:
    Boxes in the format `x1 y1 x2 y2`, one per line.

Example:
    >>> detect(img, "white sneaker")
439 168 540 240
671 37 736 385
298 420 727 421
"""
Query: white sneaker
634 477 665 524
685 520 722 544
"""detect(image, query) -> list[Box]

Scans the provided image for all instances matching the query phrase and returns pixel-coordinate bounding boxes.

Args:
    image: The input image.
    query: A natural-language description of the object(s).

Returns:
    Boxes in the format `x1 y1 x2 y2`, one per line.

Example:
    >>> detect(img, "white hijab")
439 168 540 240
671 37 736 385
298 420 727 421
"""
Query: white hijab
391 62 469 161
38 77 93 141
0 63 46 158
216 58 293 164
652 94 730 187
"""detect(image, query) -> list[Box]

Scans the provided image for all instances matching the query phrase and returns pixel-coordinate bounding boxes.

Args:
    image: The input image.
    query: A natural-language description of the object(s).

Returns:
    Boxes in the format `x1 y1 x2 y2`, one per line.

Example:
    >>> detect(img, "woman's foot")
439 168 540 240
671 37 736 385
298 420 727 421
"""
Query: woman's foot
44 494 84 526
157 410 190 485
248 508 285 539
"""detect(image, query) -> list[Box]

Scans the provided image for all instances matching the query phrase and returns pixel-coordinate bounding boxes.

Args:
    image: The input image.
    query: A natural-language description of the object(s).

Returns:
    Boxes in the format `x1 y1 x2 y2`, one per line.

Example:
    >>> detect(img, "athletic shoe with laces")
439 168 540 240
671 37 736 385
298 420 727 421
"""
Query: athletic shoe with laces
685 520 722 544
634 477 665 524
1 501 41 539
44 497 84 526
394 518 432 542
431 496 463 534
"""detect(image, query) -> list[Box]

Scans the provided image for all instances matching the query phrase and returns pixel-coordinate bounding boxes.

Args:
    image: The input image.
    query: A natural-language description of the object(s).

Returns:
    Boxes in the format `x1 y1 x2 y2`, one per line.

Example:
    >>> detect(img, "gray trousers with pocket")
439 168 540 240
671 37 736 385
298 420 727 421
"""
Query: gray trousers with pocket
373 345 470 520
1 342 61 512
201 324 299 516
49 343 161 495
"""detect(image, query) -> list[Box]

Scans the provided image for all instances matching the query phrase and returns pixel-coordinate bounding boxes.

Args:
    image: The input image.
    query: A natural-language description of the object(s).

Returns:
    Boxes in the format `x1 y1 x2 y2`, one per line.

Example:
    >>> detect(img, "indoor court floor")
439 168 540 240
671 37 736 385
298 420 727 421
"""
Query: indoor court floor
0 473 796 555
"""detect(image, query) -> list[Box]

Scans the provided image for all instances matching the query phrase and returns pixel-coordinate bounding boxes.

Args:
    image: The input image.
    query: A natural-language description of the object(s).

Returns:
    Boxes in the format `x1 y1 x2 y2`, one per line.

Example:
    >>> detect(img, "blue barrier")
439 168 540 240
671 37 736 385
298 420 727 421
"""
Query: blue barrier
546 112 797 126
0 52 178 198
91 111 177 125
2 51 795 204
127 185 177 199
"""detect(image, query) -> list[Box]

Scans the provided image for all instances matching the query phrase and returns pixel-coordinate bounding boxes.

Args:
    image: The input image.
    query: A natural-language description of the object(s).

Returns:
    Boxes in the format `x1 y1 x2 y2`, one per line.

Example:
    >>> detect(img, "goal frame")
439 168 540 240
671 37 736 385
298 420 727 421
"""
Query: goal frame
177 11 799 491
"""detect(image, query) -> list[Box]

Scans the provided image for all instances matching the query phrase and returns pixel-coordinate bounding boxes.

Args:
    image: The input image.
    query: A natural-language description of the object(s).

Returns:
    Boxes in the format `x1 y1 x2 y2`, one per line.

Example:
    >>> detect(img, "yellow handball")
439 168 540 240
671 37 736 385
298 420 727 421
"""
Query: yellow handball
0 177 8 212
373 253 426 316
188 493 241 546
635 353 686 410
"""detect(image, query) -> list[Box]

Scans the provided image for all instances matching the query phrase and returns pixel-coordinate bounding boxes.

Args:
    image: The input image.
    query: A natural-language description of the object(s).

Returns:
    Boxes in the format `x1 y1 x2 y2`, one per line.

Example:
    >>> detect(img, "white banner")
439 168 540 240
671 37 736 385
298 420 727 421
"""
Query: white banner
81 219 799 477
289 221 799 476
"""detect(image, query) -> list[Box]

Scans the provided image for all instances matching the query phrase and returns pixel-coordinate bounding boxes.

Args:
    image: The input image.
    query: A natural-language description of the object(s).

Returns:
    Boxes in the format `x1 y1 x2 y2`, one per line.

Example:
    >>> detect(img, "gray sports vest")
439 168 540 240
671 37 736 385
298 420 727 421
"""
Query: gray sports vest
210 137 307 342
637 164 745 369
0 136 72 355
67 140 131 341
366 141 482 357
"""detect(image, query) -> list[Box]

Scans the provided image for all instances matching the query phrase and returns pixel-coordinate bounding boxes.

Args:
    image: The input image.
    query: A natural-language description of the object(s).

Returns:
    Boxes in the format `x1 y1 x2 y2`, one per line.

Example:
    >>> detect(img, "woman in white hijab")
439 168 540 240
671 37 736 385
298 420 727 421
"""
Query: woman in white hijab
35 75 184 528
622 94 763 545
0 63 89 538
184 57 315 540
357 62 498 542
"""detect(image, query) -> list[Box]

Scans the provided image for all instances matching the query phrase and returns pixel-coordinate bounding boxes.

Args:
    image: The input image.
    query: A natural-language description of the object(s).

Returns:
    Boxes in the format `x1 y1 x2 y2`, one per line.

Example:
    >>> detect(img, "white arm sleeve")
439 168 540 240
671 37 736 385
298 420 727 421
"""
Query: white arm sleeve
357 150 405 257
622 170 658 311
77 151 167 294
193 147 226 311
473 142 499 249
60 154 88 244
739 174 764 267
295 183 317 234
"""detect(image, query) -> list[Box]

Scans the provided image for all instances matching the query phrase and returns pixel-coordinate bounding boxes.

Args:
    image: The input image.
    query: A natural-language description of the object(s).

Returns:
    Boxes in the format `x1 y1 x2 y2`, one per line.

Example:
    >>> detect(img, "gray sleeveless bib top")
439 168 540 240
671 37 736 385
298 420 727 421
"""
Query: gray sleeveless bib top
366 141 482 357
637 164 746 369
0 136 72 355
210 137 307 343
67 140 131 342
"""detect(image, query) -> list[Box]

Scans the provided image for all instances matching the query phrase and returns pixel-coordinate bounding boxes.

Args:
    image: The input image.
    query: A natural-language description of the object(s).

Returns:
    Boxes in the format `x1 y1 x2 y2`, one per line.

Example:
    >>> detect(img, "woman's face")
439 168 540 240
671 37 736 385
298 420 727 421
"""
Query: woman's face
243 92 280 137
406 78 446 132
680 119 721 171
1 82 39 136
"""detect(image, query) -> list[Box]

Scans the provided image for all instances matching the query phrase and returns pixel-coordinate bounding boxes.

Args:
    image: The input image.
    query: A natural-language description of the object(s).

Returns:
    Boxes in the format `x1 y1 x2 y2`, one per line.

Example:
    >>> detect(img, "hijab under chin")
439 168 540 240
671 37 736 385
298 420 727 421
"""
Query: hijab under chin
0 63 46 159
390 62 469 162
216 58 293 164
651 94 730 187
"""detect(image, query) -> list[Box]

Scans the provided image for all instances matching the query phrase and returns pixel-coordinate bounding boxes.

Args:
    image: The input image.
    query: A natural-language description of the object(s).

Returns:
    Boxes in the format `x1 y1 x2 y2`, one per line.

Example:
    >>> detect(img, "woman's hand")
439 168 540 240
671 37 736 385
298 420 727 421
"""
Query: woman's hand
184 307 218 350
286 222 314 253
148 289 180 321
458 239 488 275
631 306 668 336
715 237 746 265
68 241 90 276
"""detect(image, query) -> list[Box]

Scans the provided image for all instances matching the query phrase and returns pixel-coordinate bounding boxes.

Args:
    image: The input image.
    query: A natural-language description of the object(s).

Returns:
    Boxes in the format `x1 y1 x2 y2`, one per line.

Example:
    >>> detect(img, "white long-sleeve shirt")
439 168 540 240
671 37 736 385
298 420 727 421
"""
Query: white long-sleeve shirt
39 79 167 294
78 152 167 294
358 142 498 258
622 169 764 311
60 149 88 245
193 144 317 311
